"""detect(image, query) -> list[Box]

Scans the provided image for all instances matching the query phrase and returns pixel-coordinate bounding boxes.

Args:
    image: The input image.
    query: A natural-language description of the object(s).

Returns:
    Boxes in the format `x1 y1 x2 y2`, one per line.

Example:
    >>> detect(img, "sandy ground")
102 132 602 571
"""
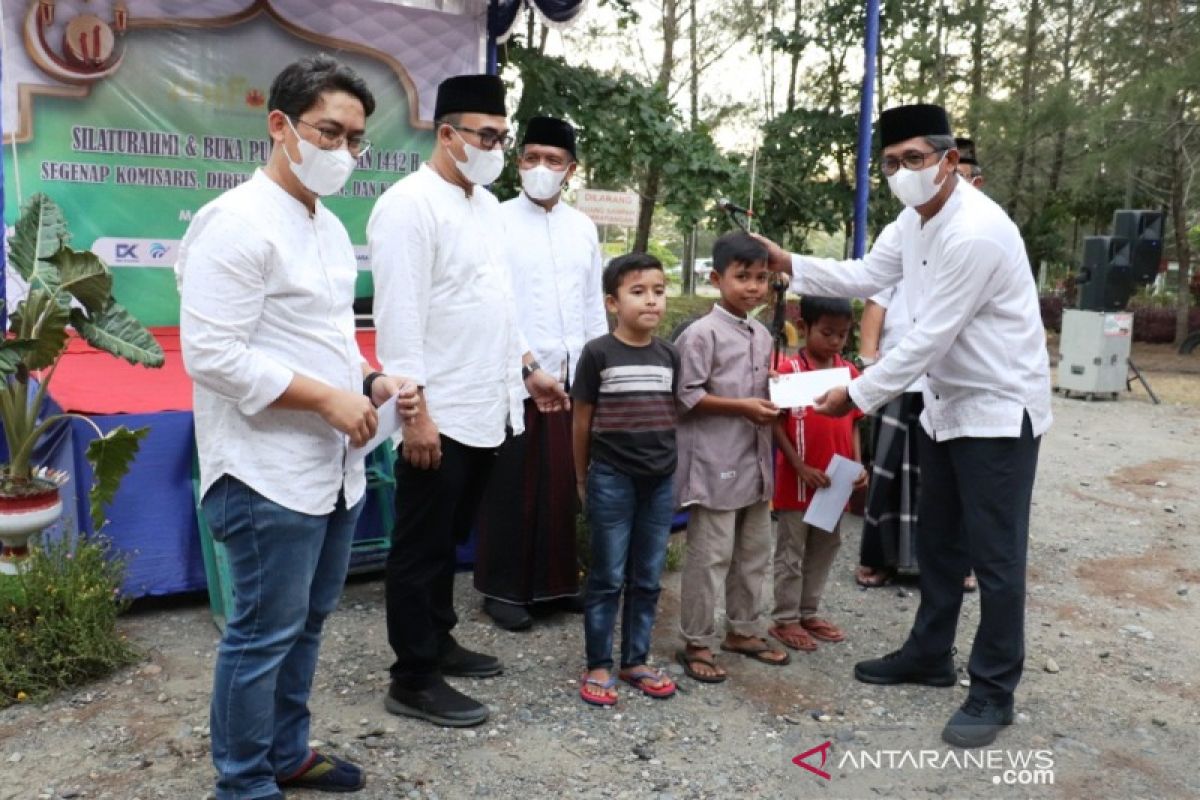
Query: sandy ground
2 385 1199 800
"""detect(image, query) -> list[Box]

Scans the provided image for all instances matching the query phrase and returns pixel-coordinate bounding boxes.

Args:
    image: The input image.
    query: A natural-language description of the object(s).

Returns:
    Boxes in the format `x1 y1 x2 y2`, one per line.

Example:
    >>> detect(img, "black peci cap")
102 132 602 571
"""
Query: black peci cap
434 74 506 119
878 104 952 149
521 116 576 159
955 137 978 165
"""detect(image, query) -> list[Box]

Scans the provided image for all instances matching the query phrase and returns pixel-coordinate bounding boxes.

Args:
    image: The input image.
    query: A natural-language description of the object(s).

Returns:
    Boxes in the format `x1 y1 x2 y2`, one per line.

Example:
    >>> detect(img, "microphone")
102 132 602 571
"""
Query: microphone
717 197 754 217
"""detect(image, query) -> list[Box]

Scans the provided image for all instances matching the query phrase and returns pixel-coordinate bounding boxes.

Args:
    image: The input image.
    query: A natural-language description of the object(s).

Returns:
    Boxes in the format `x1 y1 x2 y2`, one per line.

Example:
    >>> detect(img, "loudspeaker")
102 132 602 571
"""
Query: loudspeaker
1112 210 1164 284
1077 236 1134 311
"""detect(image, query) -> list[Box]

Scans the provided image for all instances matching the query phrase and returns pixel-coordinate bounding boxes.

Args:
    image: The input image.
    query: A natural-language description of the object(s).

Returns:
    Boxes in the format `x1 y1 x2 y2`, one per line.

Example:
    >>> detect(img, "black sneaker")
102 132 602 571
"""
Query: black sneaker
483 597 533 631
384 676 489 727
941 697 1015 748
853 649 957 687
439 641 503 678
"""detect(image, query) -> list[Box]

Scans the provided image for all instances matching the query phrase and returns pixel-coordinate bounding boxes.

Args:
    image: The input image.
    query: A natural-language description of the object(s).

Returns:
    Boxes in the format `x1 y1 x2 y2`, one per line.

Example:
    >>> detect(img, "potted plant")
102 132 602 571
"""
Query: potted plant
0 193 164 573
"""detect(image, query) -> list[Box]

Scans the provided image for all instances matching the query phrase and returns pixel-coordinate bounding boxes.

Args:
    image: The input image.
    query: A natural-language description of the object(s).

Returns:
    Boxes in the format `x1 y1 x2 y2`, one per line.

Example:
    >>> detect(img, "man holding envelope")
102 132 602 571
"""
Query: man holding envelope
757 103 1051 749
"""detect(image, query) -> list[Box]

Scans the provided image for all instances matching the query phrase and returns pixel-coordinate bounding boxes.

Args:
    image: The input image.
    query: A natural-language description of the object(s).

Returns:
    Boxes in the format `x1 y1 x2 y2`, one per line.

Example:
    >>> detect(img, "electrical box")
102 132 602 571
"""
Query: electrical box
1057 309 1132 398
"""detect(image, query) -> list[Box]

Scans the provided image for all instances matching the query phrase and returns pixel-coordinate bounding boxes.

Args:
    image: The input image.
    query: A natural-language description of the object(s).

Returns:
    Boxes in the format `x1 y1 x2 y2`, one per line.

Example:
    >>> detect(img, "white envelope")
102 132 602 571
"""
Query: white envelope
769 367 851 409
803 454 861 533
349 392 403 461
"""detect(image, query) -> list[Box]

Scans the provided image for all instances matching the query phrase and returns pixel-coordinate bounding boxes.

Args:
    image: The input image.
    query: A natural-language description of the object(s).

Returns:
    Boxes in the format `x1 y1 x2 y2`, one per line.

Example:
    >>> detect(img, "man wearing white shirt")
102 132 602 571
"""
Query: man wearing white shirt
178 56 418 799
759 104 1051 749
368 75 569 728
474 116 608 631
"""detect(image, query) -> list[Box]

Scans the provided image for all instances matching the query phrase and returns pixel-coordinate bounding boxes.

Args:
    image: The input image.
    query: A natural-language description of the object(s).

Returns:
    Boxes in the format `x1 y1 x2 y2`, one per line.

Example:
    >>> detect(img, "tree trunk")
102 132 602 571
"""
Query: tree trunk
689 0 699 127
1007 0 1042 219
786 0 802 113
1167 0 1192 344
968 0 985 138
1046 0 1075 196
634 0 680 252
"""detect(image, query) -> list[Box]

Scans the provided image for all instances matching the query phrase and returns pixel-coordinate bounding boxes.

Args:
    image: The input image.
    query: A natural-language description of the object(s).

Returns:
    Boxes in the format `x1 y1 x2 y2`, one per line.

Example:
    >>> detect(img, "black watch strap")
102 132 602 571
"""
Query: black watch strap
363 371 385 399
522 360 542 380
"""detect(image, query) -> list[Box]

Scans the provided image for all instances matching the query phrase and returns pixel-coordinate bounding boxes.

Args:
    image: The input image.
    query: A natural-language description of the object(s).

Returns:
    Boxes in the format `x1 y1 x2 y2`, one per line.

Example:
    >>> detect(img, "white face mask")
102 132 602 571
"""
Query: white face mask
519 165 568 200
887 151 948 208
451 130 505 186
283 117 356 196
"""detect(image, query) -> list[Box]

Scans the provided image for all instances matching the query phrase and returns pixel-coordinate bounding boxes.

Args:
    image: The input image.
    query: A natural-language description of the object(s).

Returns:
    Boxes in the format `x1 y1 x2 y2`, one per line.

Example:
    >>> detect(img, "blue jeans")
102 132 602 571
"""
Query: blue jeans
583 461 674 670
202 475 363 800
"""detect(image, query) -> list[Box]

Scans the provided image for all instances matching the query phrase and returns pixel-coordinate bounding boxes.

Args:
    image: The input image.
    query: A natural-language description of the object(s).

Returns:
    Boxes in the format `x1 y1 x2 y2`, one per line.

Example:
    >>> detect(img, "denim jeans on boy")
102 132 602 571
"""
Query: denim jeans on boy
202 475 363 800
584 461 674 670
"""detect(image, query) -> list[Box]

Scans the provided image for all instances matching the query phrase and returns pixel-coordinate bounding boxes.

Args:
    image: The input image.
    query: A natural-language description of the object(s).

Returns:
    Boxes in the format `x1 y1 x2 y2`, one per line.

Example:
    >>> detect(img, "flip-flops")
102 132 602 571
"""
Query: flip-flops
675 649 727 683
619 666 677 699
769 623 818 652
579 672 618 706
720 637 791 666
800 617 846 643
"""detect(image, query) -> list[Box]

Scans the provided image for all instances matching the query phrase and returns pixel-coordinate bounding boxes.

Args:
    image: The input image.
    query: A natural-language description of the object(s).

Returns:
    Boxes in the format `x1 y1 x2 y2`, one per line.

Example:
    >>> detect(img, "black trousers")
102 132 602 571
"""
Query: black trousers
385 435 498 687
901 414 1040 705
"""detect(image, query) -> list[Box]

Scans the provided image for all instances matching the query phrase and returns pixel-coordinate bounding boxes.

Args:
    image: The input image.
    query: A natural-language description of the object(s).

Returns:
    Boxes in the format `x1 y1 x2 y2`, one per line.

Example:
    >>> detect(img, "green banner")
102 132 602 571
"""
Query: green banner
4 10 435 325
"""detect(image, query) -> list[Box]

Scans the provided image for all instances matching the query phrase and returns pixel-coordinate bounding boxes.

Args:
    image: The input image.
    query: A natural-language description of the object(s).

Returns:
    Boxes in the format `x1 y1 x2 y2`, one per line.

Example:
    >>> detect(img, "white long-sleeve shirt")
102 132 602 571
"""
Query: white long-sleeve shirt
500 192 608 386
869 284 925 393
177 170 367 514
790 180 1052 441
368 165 526 448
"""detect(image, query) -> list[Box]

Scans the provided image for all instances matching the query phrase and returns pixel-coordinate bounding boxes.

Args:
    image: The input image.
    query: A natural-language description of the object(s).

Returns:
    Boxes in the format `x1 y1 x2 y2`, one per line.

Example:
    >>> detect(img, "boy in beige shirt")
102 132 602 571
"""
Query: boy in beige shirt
674 232 789 683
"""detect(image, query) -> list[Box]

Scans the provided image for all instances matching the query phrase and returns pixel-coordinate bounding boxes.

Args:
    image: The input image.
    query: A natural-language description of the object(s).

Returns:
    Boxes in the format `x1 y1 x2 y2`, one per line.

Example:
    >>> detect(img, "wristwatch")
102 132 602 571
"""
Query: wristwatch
855 354 877 369
362 371 385 399
521 360 542 380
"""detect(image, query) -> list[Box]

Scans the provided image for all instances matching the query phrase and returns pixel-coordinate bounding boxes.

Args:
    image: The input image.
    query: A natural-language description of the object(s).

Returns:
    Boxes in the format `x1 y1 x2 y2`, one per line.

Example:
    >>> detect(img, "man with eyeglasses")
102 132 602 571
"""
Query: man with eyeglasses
368 74 569 728
473 116 607 632
757 103 1051 749
179 54 420 799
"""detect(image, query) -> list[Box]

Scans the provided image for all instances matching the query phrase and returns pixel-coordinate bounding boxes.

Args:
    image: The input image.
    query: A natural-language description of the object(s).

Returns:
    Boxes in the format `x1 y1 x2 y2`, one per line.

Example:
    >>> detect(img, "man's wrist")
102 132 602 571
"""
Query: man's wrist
522 360 542 381
363 371 385 399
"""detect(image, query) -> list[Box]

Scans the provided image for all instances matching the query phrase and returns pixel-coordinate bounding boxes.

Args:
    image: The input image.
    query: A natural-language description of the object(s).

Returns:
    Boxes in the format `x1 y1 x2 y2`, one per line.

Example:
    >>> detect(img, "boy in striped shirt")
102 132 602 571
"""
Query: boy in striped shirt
571 253 680 706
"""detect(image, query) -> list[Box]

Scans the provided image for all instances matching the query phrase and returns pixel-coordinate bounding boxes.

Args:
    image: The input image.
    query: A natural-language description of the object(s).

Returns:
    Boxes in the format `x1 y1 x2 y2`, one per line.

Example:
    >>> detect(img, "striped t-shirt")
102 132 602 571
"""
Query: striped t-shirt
571 333 680 477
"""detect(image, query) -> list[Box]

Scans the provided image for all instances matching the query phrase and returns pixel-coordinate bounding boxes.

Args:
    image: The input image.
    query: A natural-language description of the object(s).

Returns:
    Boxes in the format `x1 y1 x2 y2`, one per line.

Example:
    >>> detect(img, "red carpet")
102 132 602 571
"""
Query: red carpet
50 327 380 415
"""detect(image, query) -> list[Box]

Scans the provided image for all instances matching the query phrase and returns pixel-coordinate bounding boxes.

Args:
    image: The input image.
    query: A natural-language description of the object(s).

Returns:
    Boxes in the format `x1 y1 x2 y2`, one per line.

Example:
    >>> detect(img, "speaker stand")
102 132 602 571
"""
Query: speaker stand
1126 358 1160 405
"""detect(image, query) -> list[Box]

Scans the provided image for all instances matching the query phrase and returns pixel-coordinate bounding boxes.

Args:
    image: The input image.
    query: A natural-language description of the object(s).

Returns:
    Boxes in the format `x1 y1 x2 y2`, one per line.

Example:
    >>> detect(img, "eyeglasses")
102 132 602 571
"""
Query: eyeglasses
880 148 946 176
292 117 371 157
449 124 514 151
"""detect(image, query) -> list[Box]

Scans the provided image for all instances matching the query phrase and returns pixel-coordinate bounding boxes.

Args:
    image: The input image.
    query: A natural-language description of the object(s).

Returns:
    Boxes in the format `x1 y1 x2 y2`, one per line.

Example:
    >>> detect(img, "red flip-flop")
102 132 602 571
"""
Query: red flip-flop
619 666 677 699
579 672 618 706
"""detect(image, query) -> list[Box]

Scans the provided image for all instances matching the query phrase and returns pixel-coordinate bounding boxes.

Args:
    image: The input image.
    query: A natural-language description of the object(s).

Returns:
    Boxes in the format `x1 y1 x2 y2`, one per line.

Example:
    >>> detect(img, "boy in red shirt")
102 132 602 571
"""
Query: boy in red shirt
769 296 868 652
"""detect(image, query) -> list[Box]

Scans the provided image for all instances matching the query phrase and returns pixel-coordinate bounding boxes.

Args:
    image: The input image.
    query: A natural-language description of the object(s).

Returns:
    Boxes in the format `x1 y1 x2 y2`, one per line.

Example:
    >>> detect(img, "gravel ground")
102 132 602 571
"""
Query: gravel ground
2 392 1199 800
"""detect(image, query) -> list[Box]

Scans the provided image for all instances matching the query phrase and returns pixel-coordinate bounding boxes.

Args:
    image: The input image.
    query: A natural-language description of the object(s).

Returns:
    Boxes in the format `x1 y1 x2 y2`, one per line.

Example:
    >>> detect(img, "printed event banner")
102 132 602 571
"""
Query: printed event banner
2 0 486 325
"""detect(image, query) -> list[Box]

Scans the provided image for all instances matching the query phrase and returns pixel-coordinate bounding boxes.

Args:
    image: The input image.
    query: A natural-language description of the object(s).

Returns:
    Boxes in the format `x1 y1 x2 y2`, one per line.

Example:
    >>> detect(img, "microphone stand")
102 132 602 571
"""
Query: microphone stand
769 272 790 369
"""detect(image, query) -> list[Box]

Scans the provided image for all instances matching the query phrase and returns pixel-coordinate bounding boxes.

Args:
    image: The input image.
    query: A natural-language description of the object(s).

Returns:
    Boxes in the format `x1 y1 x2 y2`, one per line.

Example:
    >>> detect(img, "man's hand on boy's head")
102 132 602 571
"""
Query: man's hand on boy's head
750 234 793 275
813 385 855 417
743 397 781 426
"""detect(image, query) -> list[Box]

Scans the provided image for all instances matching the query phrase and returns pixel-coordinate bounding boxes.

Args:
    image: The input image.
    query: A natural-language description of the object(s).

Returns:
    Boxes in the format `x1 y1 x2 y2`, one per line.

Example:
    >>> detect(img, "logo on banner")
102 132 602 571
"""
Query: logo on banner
26 1 129 84
92 238 179 267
